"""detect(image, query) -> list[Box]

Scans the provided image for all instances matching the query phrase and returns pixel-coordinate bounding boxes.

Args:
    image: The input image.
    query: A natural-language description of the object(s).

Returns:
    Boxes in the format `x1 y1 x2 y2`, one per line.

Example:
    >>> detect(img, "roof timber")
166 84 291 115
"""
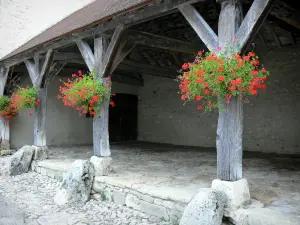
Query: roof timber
1 0 205 68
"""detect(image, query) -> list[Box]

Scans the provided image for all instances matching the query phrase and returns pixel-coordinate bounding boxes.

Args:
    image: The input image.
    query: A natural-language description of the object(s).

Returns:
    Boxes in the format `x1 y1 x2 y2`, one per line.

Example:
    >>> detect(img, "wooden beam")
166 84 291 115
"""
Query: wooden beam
108 39 136 76
24 59 38 83
93 36 111 157
37 50 54 87
236 0 277 53
0 67 10 150
0 67 9 95
76 39 95 72
270 0 300 30
128 30 202 54
257 31 269 48
179 4 218 52
44 61 67 88
267 22 282 47
2 0 204 68
34 88 47 146
102 25 127 76
216 0 243 181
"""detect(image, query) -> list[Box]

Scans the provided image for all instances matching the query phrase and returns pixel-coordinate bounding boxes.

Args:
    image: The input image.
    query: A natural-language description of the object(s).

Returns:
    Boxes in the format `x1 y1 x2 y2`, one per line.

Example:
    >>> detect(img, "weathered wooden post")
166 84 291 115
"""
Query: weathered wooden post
0 67 10 154
179 0 276 218
76 25 135 175
24 50 58 159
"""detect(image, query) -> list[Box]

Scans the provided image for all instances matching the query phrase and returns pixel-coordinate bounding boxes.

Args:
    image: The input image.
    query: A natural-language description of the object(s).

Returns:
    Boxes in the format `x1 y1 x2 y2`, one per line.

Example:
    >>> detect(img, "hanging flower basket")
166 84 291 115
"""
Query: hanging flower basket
57 70 115 117
0 87 40 121
177 48 270 111
0 96 17 121
11 86 40 111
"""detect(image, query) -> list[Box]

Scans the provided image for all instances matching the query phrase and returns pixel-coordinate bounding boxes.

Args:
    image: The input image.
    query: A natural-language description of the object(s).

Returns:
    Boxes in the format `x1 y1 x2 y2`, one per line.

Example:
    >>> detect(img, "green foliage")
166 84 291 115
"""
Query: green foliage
0 96 11 112
58 70 114 116
177 46 270 111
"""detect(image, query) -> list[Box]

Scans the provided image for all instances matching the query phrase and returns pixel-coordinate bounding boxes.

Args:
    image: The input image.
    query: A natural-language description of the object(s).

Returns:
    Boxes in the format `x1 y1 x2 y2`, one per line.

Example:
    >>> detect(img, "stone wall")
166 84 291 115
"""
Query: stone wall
138 45 300 154
10 69 138 149
0 0 93 59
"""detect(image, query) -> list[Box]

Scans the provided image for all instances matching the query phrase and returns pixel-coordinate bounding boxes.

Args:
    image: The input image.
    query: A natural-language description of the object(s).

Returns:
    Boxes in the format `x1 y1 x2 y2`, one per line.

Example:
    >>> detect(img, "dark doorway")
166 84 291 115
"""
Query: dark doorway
109 94 138 142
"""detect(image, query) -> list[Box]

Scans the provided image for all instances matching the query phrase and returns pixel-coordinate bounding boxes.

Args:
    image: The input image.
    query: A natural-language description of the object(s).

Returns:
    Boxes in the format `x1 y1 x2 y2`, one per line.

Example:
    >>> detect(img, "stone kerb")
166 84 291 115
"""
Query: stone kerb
92 178 187 224
212 178 251 219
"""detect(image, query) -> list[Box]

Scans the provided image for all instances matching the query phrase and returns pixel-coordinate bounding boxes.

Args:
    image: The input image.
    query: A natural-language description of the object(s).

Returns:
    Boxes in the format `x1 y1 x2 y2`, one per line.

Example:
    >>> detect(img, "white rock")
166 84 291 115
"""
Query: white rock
90 156 112 176
54 160 95 205
212 178 250 218
7 145 35 176
32 146 48 160
180 188 225 225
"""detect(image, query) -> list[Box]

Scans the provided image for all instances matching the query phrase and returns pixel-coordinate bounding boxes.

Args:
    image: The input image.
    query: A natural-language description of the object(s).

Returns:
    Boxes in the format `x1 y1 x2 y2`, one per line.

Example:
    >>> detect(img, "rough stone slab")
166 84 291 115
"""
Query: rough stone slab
180 188 225 225
0 140 10 151
212 178 250 217
113 190 126 206
126 194 169 220
7 145 35 176
90 156 112 176
32 145 48 160
234 208 300 225
0 150 15 156
54 160 95 205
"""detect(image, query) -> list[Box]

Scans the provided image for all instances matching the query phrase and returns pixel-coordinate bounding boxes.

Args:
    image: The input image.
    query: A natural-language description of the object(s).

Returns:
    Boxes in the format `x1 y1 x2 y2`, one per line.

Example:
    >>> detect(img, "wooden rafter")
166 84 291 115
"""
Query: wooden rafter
179 4 218 52
269 0 300 30
24 49 54 87
236 0 277 52
128 29 202 54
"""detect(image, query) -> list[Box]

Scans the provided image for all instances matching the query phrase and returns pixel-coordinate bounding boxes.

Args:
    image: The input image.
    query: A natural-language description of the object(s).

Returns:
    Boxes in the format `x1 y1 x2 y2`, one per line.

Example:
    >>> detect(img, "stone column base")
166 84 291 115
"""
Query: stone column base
0 140 10 151
90 156 113 176
32 146 48 160
211 178 250 218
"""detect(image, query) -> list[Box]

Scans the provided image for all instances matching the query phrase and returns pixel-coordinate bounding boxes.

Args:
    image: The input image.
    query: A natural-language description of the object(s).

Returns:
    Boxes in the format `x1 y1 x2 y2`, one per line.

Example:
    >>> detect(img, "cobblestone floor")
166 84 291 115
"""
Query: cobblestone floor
0 165 169 225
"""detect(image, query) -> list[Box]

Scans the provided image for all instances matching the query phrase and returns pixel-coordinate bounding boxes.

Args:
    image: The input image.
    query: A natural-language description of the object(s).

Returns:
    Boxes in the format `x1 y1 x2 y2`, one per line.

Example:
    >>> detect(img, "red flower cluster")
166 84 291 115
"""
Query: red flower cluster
0 87 40 122
177 50 269 111
58 70 114 116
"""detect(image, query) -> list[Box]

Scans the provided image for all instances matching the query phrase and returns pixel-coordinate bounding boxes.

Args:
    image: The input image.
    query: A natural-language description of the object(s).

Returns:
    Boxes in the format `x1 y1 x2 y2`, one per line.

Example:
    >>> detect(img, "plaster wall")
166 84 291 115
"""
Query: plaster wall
137 45 300 154
10 70 139 149
0 0 94 59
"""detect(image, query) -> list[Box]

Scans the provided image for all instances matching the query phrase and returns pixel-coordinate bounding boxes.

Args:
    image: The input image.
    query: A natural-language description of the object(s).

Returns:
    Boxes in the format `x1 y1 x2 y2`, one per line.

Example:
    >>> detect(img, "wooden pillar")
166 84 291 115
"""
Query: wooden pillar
216 0 243 181
93 37 111 157
76 25 133 157
25 50 54 147
0 67 9 150
34 88 47 146
180 0 276 181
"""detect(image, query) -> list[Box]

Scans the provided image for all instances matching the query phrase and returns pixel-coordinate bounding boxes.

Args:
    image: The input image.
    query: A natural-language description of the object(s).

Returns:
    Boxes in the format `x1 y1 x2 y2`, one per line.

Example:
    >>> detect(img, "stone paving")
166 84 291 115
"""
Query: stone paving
0 168 170 225
43 142 300 218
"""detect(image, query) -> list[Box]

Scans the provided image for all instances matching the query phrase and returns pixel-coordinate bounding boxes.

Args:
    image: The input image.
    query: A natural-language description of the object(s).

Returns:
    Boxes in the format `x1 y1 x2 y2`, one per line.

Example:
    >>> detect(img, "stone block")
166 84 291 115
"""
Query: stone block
90 156 112 176
113 190 126 205
7 145 35 176
0 149 14 156
126 194 169 220
180 188 225 225
54 160 95 205
0 140 10 151
32 146 48 160
212 178 250 218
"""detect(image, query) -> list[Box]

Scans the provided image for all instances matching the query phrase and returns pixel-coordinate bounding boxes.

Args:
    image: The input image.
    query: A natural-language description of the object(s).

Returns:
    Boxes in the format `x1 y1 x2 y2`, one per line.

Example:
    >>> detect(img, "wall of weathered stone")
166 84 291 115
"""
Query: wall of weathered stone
138 45 300 154
10 70 139 149
0 0 93 59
